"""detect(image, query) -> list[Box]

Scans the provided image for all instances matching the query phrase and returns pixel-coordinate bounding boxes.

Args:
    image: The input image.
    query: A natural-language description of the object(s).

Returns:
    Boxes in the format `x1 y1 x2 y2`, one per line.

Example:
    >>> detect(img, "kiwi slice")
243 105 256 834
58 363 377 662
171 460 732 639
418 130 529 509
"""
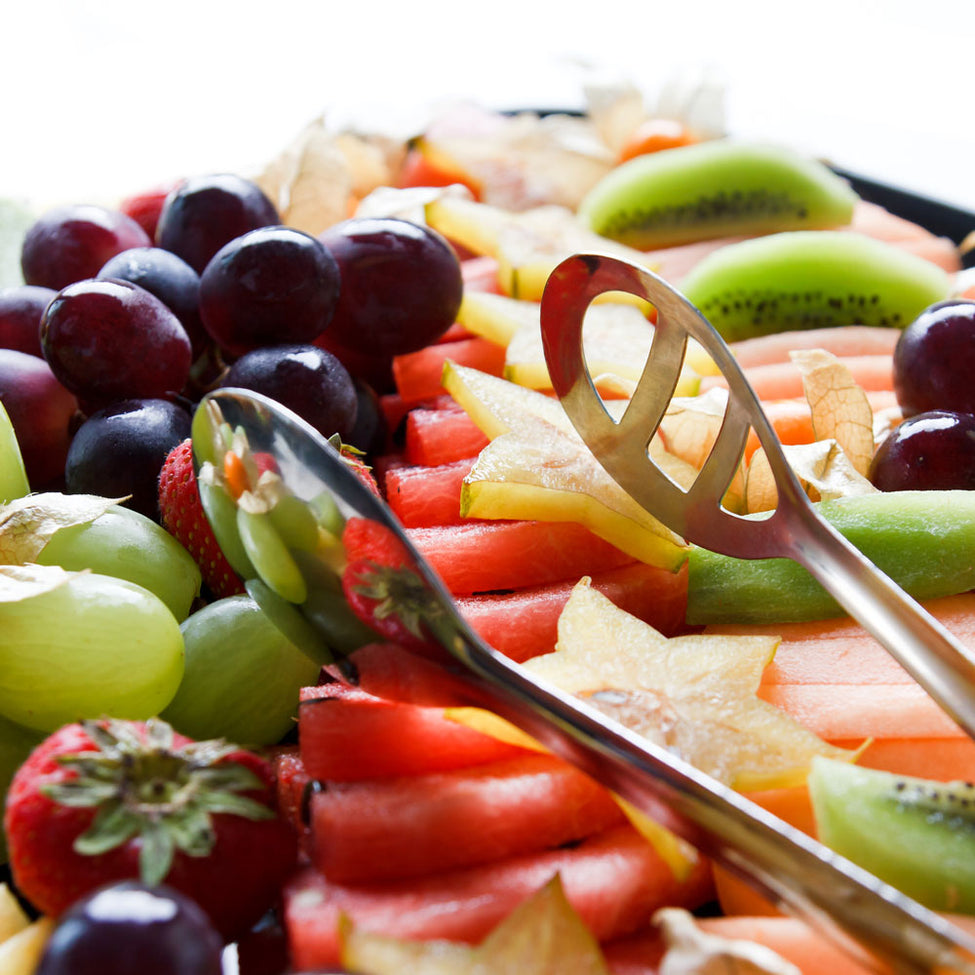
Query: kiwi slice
809 757 975 913
680 230 952 341
579 140 857 248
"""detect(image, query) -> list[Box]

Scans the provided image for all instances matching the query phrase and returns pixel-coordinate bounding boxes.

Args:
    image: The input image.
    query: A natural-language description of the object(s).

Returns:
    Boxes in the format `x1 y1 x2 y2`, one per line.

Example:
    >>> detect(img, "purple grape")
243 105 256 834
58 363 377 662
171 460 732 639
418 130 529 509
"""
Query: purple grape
97 247 207 355
65 398 191 518
21 205 152 291
0 285 56 357
155 174 279 274
221 344 357 441
0 348 78 486
869 410 975 491
893 299 975 418
36 881 223 975
199 226 340 357
349 378 388 457
318 217 462 357
41 278 192 409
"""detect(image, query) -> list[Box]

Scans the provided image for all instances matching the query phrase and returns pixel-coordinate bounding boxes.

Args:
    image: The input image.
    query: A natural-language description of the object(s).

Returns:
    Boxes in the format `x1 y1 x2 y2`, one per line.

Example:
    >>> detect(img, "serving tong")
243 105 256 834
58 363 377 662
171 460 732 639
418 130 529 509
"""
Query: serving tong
540 252 975 745
196 362 975 972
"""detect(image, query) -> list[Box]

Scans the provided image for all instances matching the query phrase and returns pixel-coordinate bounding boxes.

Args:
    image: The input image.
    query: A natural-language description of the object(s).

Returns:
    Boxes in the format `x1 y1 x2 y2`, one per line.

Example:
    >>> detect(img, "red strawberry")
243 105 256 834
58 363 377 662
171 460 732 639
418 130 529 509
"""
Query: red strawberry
340 516 441 651
4 718 297 940
158 438 244 599
328 434 381 498
119 179 183 240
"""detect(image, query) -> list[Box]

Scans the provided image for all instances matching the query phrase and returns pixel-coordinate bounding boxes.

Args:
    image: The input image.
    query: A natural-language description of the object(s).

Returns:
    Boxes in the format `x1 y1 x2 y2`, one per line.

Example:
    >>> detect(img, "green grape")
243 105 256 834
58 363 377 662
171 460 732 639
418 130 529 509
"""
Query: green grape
0 711 43 862
0 400 29 503
292 551 379 655
308 490 345 536
268 494 319 552
237 507 307 604
163 594 320 745
197 471 256 578
245 578 334 666
0 571 184 733
36 505 201 621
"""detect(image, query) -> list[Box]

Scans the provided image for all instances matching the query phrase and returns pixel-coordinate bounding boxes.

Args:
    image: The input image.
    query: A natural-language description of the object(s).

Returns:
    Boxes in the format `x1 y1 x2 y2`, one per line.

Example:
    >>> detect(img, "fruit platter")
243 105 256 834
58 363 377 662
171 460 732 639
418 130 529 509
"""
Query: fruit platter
2 85 975 973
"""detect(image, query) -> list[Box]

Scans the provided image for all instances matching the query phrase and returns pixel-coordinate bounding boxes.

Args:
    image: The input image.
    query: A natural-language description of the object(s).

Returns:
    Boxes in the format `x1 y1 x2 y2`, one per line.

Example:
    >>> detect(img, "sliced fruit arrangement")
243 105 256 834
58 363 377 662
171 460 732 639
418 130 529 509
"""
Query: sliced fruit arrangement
2 89 975 975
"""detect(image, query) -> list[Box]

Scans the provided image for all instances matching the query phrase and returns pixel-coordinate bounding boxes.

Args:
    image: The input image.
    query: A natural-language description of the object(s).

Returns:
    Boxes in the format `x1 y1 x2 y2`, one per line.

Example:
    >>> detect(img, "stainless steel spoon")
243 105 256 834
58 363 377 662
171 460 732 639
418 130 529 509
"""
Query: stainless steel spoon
193 387 975 974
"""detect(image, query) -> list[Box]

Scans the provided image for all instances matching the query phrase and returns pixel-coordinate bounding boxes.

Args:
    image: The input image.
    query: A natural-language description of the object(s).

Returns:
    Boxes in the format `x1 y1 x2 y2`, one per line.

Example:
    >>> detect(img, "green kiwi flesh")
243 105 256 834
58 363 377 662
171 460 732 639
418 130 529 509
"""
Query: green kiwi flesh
579 140 858 249
808 757 975 913
679 230 952 342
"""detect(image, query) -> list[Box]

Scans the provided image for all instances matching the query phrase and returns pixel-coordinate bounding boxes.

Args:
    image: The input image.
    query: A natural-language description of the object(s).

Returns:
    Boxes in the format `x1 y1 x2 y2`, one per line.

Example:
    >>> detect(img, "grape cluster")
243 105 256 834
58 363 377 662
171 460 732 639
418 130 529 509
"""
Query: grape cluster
871 300 975 491
1 173 463 515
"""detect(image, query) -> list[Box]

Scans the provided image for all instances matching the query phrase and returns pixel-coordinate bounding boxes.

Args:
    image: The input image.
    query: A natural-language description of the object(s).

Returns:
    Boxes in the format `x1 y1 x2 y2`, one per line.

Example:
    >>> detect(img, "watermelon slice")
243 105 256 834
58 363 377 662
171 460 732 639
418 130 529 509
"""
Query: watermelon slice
284 823 715 969
308 752 625 882
298 680 524 782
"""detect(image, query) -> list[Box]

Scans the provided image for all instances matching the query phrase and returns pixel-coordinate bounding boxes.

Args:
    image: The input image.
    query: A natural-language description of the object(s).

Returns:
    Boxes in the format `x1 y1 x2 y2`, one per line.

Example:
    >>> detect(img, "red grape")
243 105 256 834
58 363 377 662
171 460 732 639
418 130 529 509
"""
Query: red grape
65 398 192 518
21 205 152 291
0 285 56 357
221 344 357 442
0 348 78 486
41 279 192 409
155 174 279 274
199 226 340 357
36 881 223 975
97 247 207 355
318 217 462 357
869 410 975 491
893 299 975 417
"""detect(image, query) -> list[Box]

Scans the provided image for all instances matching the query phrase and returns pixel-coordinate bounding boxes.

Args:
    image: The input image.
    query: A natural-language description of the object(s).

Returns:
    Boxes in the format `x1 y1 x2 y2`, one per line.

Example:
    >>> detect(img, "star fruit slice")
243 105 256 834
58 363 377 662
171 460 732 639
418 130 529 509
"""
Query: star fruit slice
457 290 702 395
340 875 609 975
424 194 659 301
441 362 689 570
529 578 857 793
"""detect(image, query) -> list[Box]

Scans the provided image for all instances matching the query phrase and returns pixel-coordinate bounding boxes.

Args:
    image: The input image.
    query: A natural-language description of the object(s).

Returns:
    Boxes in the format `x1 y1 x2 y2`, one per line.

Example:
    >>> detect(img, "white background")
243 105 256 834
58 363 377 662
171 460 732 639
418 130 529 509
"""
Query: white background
3 0 974 212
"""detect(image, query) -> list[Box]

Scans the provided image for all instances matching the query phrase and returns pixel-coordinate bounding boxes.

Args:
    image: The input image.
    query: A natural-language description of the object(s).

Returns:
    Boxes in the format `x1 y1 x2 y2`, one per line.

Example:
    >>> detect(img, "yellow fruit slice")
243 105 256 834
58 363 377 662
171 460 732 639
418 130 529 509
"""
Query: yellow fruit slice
530 578 857 792
442 362 688 570
459 291 702 395
340 876 610 975
424 195 659 301
0 885 29 944
0 917 54 974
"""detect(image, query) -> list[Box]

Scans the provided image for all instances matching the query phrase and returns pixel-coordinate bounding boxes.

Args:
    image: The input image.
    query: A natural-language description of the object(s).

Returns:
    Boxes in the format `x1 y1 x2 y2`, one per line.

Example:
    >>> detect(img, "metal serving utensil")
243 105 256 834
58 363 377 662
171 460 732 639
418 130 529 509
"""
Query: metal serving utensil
195 387 975 974
540 252 975 745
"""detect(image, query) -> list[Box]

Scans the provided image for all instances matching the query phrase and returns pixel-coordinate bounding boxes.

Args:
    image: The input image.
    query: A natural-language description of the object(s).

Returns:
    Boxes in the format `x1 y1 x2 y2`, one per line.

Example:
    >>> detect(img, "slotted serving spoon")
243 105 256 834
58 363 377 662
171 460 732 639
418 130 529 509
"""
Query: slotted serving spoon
195 386 975 974
540 252 975 744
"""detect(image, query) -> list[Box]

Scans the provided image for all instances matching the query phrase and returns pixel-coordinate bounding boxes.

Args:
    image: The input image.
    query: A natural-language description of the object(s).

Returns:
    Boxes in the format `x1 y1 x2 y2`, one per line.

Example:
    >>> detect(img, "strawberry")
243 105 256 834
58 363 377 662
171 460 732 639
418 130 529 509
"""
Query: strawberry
158 437 244 599
119 179 182 240
4 718 297 941
329 434 382 498
340 516 442 651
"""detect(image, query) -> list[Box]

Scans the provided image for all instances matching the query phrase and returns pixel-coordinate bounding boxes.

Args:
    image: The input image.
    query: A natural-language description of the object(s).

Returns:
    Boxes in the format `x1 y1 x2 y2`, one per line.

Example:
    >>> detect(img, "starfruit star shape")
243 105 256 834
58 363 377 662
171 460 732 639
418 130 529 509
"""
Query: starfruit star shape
442 362 691 570
528 578 856 792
